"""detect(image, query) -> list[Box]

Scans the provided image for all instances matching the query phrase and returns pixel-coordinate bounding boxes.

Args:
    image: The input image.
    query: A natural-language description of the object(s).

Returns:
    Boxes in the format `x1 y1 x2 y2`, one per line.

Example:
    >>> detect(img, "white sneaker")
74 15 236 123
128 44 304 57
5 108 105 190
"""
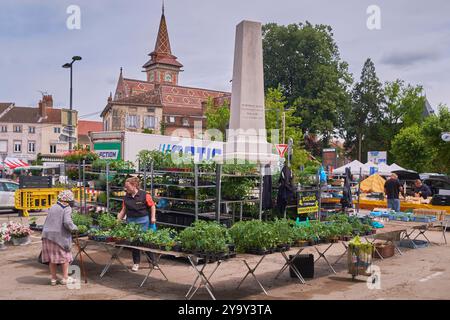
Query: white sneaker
50 279 58 286
131 264 139 272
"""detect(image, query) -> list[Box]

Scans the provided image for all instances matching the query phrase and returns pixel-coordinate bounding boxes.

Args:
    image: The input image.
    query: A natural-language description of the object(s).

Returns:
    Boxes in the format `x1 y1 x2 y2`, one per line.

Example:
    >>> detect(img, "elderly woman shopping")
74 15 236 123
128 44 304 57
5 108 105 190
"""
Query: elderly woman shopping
41 190 78 286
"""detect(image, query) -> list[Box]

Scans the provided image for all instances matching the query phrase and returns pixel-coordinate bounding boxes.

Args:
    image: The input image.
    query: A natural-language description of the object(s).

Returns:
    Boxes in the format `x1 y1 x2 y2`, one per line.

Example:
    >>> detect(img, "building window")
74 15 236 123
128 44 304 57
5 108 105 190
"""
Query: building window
144 116 155 129
0 140 7 153
14 141 22 153
147 107 155 113
28 141 36 153
54 127 61 134
182 118 190 127
50 144 57 154
149 73 155 82
29 126 36 134
104 120 109 131
165 73 172 82
167 116 175 123
126 115 139 128
0 125 7 133
13 125 22 133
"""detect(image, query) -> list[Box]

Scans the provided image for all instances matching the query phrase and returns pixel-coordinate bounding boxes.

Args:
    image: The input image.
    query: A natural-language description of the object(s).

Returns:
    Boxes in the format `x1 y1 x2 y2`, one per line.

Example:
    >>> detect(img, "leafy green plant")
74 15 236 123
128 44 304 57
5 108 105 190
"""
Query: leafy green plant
229 220 277 252
270 218 295 246
98 213 119 230
77 225 89 234
72 213 93 228
179 220 230 254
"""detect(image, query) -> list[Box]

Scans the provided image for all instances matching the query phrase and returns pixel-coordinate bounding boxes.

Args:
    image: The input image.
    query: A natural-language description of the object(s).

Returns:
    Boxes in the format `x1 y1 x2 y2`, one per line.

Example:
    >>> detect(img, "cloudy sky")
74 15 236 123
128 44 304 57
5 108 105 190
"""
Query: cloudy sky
0 0 449 120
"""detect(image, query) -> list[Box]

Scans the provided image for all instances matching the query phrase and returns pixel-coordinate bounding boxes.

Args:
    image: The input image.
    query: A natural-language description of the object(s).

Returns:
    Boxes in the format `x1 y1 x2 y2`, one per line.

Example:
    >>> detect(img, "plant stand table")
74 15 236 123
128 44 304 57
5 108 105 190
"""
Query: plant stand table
314 242 338 274
332 241 349 266
113 244 173 287
186 255 222 300
99 243 130 278
275 247 306 284
236 255 269 296
72 237 98 265
364 229 405 260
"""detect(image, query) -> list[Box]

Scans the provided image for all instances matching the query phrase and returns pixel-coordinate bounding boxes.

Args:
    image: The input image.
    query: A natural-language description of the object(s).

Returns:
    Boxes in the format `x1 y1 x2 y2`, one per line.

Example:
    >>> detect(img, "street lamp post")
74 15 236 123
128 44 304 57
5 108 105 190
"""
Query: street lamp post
62 56 82 152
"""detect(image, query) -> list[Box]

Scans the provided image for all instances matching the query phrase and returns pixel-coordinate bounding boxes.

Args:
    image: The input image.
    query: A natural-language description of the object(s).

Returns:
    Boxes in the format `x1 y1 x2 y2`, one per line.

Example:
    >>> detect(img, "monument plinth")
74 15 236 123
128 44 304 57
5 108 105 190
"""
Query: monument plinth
222 20 278 164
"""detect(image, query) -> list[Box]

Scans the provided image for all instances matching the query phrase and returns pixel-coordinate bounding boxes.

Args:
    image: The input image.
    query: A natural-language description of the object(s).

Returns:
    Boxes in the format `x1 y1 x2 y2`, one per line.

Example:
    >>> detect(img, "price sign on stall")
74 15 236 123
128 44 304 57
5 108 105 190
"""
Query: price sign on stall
297 192 319 215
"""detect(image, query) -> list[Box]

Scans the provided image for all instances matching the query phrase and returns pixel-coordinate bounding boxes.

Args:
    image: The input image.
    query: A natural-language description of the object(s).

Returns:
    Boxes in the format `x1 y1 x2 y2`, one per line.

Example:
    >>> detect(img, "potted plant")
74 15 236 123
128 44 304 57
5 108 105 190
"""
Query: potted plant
0 223 11 250
7 222 32 246
179 221 230 259
292 225 311 247
271 218 294 251
229 220 277 255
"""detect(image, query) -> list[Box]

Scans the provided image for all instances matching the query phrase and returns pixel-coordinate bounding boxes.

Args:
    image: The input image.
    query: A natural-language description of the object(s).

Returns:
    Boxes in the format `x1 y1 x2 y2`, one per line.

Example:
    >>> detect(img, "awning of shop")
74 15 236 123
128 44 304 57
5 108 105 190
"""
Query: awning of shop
3 158 30 169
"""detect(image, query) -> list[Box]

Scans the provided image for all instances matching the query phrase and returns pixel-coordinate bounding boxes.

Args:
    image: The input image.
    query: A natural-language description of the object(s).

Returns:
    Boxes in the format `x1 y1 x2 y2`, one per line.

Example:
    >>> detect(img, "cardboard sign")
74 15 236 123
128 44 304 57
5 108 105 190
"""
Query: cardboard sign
297 192 319 215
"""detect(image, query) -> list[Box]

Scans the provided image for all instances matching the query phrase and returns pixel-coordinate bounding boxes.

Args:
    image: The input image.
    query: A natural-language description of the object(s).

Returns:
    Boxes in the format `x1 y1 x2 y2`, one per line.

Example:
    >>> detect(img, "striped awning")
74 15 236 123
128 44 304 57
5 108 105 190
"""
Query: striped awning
2 158 30 169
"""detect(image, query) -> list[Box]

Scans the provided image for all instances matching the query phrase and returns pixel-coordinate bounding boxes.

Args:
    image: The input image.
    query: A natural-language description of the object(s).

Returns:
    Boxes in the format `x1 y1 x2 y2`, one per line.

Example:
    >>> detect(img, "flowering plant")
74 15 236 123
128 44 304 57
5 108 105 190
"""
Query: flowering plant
0 223 11 243
7 222 32 239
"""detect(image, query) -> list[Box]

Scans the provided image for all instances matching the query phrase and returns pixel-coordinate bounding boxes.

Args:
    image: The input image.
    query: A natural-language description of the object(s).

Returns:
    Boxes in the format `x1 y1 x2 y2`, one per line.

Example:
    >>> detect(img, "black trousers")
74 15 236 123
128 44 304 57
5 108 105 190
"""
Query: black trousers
132 249 156 265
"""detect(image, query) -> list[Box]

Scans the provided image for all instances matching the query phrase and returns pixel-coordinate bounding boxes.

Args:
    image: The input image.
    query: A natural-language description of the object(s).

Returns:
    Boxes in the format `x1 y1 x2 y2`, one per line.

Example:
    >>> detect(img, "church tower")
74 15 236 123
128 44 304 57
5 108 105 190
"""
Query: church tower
143 4 183 85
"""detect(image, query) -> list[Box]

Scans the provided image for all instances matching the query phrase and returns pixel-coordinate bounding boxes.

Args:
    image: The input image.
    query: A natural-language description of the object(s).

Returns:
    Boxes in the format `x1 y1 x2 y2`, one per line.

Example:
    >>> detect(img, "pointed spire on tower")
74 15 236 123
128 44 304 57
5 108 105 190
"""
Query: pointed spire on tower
143 4 183 71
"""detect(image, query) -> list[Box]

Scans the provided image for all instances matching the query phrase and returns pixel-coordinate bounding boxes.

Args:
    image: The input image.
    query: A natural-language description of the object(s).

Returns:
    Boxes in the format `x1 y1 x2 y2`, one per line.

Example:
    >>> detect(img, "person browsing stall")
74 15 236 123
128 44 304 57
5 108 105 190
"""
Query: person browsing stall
384 173 403 212
413 179 432 199
117 177 156 272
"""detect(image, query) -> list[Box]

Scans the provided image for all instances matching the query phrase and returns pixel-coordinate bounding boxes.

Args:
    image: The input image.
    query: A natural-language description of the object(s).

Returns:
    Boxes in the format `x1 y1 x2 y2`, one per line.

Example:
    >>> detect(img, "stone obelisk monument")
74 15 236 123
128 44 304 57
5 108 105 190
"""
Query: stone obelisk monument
223 20 277 164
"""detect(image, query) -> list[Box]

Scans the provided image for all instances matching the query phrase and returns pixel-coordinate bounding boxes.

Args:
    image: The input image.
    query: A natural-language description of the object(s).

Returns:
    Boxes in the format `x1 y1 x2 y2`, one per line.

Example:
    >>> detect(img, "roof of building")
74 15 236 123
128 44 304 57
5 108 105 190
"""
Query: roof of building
0 105 61 124
77 120 103 136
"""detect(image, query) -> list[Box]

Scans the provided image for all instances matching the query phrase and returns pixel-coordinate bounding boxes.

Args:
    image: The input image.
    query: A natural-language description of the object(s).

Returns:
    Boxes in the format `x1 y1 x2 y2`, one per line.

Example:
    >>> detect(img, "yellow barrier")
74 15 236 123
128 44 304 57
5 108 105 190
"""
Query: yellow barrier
14 188 81 217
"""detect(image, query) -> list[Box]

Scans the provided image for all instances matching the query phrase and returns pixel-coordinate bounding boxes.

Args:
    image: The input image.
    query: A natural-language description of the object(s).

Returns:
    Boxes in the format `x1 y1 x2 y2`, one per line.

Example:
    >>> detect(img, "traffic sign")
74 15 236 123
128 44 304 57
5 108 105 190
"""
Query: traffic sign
442 132 450 142
276 144 288 158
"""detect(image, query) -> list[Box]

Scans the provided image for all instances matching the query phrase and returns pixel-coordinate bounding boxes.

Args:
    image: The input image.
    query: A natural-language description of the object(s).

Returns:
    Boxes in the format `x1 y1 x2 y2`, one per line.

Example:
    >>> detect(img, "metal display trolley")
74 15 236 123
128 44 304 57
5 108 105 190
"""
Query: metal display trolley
347 237 374 281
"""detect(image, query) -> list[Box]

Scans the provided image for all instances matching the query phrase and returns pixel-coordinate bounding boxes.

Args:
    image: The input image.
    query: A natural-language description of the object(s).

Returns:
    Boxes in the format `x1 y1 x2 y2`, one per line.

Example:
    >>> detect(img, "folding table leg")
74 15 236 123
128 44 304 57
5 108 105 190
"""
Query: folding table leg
314 243 336 274
140 254 168 288
236 255 268 295
413 230 432 246
275 248 305 284
99 246 127 278
333 242 349 266
186 256 221 300
275 250 305 284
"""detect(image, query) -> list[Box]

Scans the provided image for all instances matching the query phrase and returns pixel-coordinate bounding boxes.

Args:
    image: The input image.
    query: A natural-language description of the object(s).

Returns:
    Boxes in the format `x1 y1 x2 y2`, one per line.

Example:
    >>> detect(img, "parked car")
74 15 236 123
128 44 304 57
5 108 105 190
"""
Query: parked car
0 179 19 210
422 177 450 196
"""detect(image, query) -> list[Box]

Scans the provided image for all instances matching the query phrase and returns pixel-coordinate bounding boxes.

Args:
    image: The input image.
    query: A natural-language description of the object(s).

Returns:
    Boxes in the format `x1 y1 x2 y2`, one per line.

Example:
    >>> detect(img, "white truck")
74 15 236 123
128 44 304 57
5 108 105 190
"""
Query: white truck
89 131 224 165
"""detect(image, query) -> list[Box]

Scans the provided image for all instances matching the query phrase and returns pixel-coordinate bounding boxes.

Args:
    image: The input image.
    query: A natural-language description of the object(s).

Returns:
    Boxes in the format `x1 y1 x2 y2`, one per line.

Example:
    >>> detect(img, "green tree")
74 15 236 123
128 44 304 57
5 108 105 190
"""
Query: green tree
391 125 434 172
262 22 352 149
204 97 230 140
379 80 426 162
345 58 384 162
265 86 309 174
421 106 450 174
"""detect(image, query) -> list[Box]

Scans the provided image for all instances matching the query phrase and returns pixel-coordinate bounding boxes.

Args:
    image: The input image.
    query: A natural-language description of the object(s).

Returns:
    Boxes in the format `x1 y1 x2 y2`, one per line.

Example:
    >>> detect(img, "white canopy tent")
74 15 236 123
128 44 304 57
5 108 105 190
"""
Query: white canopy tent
389 163 406 172
333 160 365 175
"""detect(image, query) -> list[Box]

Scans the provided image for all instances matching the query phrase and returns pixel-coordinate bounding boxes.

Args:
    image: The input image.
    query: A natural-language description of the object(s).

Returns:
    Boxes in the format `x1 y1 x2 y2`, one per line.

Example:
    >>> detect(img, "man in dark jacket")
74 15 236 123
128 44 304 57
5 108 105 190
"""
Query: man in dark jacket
384 173 403 212
413 179 432 199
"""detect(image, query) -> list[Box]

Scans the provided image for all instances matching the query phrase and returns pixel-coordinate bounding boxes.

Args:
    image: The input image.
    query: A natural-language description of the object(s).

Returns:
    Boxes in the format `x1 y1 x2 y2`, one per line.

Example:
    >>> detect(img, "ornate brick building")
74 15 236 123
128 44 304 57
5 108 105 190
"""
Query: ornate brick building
101 8 230 138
